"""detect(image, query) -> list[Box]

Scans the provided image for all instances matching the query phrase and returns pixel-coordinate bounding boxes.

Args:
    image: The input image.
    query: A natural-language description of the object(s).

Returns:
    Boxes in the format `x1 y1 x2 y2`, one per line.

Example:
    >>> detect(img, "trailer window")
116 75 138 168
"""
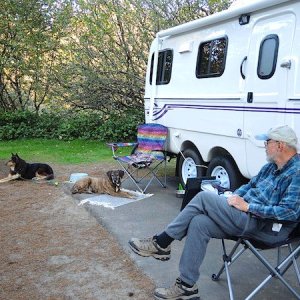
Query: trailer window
257 34 279 79
196 37 228 78
150 49 173 85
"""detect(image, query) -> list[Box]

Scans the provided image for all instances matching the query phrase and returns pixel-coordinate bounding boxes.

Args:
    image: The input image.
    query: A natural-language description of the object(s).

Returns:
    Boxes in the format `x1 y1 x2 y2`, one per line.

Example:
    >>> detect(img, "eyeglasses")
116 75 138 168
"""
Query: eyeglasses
264 139 279 147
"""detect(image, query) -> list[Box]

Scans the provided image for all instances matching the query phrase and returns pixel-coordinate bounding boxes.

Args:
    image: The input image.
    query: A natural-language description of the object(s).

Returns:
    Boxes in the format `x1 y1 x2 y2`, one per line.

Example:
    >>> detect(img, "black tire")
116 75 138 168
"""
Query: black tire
206 155 244 190
178 148 206 186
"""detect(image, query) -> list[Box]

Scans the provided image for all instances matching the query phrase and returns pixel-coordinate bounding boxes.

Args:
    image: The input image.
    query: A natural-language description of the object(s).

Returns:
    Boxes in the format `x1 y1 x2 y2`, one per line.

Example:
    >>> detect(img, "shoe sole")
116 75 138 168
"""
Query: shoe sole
154 295 200 300
128 241 170 261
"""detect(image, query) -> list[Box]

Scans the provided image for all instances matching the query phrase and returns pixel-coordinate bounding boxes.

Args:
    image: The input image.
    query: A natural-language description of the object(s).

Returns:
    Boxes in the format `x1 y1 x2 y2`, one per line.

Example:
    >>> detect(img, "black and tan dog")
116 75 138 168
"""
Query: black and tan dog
0 153 54 183
71 170 133 198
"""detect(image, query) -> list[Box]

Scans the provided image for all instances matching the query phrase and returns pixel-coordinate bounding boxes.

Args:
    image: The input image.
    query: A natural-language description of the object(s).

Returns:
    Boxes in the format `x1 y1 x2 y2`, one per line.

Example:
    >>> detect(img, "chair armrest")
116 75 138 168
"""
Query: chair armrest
249 213 299 225
107 142 137 148
130 143 139 155
107 142 138 156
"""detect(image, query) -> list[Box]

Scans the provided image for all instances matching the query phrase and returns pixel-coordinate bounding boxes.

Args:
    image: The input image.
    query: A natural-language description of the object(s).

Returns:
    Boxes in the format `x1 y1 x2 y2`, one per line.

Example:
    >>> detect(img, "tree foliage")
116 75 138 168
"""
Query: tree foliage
0 0 73 112
0 0 233 114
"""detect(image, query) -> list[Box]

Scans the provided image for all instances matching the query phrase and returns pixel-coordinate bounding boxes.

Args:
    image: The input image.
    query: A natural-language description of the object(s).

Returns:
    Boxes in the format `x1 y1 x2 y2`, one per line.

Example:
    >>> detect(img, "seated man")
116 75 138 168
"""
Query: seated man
128 125 300 300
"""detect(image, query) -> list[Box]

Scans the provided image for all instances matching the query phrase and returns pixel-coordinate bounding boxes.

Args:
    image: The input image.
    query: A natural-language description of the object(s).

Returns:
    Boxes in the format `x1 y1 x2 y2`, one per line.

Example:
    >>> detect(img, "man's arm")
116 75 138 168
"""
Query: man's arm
247 190 300 221
230 175 300 221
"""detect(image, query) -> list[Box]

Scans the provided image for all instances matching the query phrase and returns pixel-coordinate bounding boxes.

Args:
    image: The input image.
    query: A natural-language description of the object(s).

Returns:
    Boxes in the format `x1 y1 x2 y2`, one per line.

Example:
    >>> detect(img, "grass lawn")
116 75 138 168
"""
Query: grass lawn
0 139 130 164
0 139 177 176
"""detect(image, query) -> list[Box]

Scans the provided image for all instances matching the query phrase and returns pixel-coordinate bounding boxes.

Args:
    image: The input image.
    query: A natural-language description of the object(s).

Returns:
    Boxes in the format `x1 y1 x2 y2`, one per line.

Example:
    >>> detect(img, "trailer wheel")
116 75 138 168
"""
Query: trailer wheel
178 149 206 186
206 156 244 190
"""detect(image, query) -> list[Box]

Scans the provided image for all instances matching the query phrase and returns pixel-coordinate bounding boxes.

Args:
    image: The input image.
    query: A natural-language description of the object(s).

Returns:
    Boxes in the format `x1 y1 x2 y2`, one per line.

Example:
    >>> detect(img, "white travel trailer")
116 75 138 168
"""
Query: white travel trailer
144 0 300 189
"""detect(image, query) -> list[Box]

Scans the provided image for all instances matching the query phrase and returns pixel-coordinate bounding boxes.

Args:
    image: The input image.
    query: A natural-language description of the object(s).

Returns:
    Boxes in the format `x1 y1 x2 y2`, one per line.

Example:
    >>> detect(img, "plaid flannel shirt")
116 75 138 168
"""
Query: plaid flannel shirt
234 154 300 221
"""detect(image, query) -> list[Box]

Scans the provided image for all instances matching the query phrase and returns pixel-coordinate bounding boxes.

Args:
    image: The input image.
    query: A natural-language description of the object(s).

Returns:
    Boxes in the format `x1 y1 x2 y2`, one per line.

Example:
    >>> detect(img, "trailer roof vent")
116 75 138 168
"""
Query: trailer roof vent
239 14 250 25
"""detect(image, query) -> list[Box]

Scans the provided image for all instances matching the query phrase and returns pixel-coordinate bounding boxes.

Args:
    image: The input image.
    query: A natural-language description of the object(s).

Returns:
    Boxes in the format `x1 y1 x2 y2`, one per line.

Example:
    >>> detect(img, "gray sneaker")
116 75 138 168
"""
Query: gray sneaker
128 236 171 261
154 278 199 300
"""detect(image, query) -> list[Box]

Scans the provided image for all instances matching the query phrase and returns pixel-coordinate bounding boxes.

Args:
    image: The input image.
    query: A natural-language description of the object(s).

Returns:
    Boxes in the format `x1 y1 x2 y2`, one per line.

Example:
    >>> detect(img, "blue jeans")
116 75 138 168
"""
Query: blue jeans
164 191 293 285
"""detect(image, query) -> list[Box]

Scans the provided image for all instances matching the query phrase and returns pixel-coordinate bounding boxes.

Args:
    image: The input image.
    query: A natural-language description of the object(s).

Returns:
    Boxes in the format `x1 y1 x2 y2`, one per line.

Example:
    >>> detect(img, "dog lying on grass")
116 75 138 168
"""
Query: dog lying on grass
0 153 54 183
71 170 133 198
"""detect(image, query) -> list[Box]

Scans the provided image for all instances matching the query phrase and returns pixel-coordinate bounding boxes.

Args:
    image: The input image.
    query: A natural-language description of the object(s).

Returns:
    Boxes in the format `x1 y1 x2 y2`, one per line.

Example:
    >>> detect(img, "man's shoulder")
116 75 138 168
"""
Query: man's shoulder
294 153 300 162
291 154 300 168
285 155 300 177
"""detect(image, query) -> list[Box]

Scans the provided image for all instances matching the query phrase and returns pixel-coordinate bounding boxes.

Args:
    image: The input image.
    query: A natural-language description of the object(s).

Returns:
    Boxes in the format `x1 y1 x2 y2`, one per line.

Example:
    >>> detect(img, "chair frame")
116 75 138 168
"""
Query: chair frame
107 124 168 193
114 146 167 193
212 222 300 299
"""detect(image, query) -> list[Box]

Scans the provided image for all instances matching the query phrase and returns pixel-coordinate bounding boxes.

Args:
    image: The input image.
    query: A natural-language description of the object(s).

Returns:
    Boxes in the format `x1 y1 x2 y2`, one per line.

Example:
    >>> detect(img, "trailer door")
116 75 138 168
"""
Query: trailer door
244 12 295 177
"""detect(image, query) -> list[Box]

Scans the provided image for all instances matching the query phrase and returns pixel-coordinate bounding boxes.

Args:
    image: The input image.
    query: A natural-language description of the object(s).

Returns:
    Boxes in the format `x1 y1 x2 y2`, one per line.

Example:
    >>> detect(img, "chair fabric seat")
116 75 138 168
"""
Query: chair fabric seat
116 153 155 168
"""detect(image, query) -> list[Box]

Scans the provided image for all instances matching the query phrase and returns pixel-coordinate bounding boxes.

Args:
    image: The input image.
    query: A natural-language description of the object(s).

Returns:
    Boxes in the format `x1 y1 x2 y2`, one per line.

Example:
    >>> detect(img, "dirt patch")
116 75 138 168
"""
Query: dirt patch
0 161 155 299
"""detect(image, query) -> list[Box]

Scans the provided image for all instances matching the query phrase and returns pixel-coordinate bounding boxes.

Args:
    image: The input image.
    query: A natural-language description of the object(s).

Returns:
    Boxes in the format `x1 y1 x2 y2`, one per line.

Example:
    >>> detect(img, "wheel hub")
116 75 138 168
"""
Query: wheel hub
182 157 197 184
211 166 230 189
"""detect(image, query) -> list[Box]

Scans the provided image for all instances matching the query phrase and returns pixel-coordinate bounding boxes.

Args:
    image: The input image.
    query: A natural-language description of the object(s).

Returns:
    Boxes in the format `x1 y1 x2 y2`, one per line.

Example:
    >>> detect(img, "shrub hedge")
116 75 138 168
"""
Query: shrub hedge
0 109 144 141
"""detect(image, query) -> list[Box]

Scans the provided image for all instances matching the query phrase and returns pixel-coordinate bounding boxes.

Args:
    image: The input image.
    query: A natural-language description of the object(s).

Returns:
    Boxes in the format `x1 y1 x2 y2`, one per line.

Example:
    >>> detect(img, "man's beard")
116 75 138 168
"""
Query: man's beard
266 153 275 163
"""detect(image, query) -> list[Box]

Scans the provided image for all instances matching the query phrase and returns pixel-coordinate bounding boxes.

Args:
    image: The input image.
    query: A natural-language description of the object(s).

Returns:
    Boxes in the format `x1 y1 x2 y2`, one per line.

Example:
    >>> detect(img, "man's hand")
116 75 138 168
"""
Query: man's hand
227 194 249 212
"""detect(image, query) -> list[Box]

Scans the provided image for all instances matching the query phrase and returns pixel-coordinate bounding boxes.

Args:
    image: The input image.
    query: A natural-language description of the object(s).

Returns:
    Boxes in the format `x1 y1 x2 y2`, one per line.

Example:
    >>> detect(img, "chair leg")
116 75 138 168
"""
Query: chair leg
213 240 300 300
244 241 300 300
142 169 166 193
163 157 167 187
224 259 235 300
132 164 166 193
116 162 145 193
116 163 166 193
135 162 167 192
289 243 300 284
144 160 167 188
212 239 246 280
212 239 246 300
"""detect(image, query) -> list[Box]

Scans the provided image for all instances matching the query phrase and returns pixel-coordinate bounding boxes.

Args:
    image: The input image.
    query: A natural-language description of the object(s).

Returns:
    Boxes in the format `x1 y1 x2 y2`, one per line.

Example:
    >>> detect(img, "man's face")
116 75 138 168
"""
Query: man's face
264 139 280 163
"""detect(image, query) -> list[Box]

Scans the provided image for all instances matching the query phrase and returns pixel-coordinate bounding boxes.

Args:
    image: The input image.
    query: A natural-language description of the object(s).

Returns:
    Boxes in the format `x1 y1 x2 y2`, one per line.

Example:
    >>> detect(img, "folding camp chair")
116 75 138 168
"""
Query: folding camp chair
212 217 300 300
107 123 168 193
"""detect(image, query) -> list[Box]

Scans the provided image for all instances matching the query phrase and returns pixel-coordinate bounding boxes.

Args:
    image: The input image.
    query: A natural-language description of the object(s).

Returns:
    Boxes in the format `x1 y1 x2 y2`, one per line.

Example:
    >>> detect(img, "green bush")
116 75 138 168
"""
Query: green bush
0 109 144 141
99 110 144 142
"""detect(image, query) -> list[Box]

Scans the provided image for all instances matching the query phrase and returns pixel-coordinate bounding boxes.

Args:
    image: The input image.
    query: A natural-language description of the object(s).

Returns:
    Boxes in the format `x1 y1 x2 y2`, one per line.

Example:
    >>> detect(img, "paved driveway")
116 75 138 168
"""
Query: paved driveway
74 176 300 300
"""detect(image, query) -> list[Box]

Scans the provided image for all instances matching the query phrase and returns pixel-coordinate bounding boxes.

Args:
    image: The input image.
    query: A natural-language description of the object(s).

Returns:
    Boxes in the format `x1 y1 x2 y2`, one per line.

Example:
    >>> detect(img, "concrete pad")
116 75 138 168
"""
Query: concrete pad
70 177 300 300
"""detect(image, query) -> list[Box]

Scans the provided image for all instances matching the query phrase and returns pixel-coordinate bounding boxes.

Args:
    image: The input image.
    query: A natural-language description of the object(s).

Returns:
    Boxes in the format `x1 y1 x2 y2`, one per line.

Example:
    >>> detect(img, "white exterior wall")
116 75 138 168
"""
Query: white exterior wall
144 0 300 179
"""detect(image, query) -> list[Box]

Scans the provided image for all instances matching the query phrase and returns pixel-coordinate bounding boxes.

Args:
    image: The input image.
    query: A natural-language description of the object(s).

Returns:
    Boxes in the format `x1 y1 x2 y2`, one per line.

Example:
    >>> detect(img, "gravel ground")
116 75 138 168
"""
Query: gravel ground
0 160 155 300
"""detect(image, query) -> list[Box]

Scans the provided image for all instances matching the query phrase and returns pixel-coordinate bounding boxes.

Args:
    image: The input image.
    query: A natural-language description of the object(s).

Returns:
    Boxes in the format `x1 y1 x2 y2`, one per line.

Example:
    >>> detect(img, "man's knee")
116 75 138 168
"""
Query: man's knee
189 191 206 205
188 215 225 239
188 215 212 234
188 191 220 211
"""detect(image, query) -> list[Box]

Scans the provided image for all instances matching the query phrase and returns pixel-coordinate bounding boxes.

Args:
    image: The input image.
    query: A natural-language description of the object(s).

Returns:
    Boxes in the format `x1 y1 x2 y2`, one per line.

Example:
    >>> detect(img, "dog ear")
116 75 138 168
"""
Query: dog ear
118 170 125 178
106 170 112 178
